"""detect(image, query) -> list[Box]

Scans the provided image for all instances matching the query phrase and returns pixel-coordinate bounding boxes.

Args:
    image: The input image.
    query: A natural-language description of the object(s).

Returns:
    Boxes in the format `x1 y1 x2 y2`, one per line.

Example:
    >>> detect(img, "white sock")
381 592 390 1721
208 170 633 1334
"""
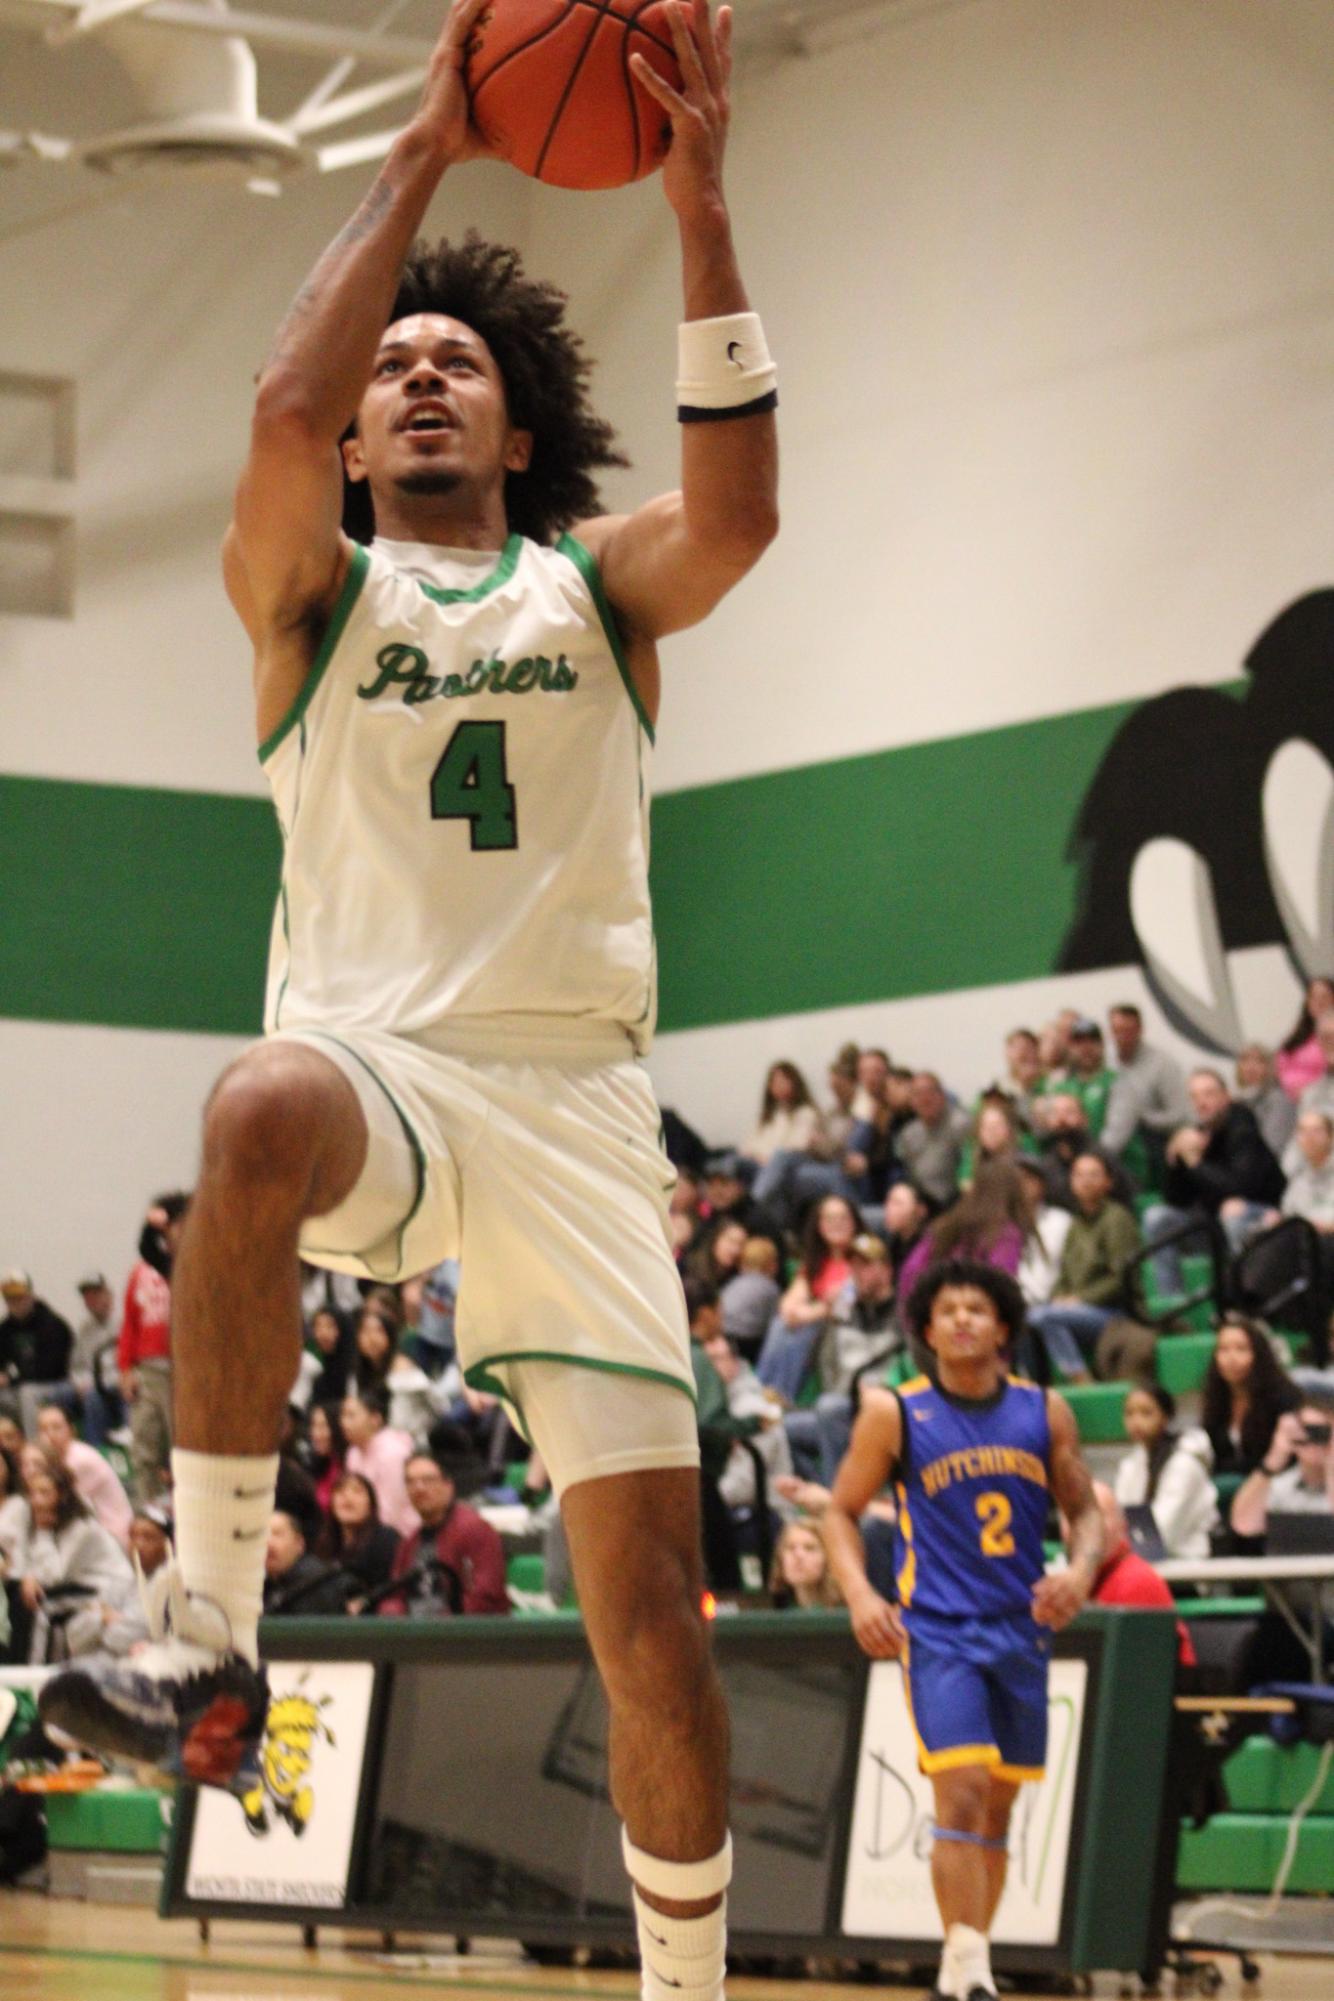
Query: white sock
171 1449 278 1667
946 1923 993 1998
935 1941 960 1996
632 1887 727 2001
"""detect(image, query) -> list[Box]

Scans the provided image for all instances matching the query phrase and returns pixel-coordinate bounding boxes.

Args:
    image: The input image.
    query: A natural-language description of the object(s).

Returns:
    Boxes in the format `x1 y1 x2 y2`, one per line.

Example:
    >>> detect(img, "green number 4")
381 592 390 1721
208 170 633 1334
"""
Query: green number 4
429 720 517 851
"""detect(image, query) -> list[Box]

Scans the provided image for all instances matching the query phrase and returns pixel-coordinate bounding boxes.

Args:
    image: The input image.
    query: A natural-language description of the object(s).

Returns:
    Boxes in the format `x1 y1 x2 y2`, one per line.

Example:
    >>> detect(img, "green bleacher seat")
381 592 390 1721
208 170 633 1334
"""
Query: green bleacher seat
45 1787 165 1854
1154 1332 1216 1397
506 1552 546 1595
1061 1382 1128 1443
1221 1737 1334 1814
1179 1594 1264 1617
1177 1812 1334 1893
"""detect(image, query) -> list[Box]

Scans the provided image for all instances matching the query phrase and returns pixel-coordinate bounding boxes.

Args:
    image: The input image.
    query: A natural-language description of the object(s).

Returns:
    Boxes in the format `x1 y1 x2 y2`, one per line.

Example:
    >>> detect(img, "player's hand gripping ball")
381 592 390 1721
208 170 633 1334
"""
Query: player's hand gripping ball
465 0 686 189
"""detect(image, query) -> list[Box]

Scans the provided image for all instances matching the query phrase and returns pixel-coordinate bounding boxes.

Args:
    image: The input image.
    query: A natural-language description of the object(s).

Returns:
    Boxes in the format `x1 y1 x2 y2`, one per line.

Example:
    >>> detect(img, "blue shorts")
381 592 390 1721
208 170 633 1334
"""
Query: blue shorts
902 1607 1050 1782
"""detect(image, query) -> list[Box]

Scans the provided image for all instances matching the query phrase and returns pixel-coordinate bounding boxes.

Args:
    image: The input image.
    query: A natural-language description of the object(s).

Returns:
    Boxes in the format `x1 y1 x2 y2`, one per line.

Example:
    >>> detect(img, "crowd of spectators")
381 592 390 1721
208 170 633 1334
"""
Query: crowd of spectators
4 990 1334 1666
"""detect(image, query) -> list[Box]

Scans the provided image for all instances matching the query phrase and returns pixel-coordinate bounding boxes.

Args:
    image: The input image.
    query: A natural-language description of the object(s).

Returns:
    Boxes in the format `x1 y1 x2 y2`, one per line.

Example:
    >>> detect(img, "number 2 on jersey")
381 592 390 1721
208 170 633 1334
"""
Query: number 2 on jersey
429 721 518 851
975 1490 1015 1558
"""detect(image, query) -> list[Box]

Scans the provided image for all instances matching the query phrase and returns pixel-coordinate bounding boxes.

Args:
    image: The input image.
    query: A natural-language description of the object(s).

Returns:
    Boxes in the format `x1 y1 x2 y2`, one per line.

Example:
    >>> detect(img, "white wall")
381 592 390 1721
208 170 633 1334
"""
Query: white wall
522 0 1334 793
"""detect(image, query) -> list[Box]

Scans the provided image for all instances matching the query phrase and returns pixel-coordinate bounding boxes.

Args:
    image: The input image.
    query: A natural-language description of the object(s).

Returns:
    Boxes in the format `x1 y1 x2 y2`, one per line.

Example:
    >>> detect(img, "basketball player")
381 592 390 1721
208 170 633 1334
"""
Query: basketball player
41 2 776 1992
824 1263 1104 2001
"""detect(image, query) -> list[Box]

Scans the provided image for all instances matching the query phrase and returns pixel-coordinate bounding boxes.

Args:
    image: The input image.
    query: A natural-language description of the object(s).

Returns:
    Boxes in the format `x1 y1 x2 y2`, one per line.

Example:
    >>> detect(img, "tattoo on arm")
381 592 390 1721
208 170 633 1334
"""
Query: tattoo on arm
264 174 399 375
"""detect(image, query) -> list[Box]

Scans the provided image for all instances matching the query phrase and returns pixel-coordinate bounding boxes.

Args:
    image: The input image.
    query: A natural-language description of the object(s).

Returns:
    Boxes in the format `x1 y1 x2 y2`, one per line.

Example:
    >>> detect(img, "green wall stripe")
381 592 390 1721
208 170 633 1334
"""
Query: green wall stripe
651 698 1143 1032
1 774 281 1036
0 692 1143 1041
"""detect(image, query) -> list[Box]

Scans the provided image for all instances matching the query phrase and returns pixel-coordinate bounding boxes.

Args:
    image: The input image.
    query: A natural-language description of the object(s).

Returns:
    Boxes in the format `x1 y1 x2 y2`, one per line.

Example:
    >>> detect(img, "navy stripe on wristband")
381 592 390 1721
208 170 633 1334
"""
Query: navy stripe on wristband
678 390 779 424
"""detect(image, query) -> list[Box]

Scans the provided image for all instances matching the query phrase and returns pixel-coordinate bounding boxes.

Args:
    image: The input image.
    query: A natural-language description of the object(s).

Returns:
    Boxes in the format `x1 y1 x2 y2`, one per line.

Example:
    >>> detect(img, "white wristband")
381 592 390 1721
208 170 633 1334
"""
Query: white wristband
677 312 777 421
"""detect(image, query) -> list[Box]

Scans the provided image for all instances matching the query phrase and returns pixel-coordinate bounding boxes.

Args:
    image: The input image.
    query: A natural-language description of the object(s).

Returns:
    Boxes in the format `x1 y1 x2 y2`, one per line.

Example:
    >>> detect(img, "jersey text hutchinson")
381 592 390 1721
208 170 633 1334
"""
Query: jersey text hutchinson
357 642 580 707
918 1444 1048 1498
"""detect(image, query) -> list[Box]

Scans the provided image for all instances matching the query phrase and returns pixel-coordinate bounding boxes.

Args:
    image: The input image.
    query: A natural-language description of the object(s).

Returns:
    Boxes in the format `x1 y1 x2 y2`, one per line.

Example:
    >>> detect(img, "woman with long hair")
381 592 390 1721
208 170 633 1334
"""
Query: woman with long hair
959 1095 1035 1190
898 1158 1036 1303
16 1451 135 1663
768 1517 844 1610
1276 976 1334 1100
351 1307 397 1393
780 1195 860 1330
745 1061 826 1163
747 1059 837 1224
318 1471 400 1604
1201 1317 1300 1476
757 1195 861 1403
686 1217 750 1291
297 1306 357 1413
302 1402 346 1517
1114 1384 1218 1559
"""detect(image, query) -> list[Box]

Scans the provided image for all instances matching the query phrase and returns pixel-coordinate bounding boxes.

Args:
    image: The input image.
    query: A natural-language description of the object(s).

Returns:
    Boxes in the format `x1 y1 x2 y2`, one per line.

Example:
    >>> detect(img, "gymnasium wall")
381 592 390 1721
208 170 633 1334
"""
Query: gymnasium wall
2 0 1332 1315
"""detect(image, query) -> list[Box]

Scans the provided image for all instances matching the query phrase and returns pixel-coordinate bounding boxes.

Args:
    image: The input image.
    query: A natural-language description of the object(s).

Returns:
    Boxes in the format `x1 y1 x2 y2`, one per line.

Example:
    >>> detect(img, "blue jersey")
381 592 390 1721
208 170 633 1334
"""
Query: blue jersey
894 1374 1051 1621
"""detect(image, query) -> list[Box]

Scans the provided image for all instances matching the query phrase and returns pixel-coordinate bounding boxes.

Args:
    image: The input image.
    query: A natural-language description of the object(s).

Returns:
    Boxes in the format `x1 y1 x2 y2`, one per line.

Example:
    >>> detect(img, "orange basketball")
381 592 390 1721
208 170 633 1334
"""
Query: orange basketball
467 0 684 191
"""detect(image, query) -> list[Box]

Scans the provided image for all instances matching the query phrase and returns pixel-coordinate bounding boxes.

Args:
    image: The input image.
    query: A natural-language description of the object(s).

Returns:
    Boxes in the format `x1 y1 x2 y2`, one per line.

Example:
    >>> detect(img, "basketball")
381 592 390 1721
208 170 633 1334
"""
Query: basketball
466 0 685 191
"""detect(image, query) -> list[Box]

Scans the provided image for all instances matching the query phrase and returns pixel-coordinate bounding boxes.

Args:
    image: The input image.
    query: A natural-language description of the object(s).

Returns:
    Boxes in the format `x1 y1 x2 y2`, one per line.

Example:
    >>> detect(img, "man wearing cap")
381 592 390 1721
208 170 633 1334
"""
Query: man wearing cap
71 1273 123 1447
0 1271 76 1437
380 1445 509 1617
1038 1020 1118 1142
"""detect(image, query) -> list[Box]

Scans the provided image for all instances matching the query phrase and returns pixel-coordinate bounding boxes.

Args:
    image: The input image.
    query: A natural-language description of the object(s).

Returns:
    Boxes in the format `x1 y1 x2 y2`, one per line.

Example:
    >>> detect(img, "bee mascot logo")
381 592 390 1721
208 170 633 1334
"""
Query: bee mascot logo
241 1680 336 1839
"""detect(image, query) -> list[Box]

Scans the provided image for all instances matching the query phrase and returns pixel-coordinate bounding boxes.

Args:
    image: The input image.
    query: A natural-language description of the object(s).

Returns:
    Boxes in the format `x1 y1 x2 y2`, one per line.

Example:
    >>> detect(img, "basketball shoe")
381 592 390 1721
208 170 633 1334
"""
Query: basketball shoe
38 1560 267 1793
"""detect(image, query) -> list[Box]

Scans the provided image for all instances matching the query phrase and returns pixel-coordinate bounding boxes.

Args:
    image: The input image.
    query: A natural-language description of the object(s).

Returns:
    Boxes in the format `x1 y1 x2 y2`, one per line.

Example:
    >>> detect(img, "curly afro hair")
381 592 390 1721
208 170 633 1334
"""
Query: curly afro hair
343 232 627 547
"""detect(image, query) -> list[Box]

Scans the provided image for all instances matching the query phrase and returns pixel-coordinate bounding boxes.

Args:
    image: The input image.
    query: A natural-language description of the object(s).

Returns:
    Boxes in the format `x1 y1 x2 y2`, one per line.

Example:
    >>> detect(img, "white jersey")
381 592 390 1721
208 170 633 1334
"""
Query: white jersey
260 532 657 1050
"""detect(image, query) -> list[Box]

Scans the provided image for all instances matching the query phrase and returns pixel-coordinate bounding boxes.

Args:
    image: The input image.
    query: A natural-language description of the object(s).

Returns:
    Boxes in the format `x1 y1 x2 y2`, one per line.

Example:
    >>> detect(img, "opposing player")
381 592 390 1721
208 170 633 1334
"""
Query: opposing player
41 2 776 1991
824 1263 1104 2001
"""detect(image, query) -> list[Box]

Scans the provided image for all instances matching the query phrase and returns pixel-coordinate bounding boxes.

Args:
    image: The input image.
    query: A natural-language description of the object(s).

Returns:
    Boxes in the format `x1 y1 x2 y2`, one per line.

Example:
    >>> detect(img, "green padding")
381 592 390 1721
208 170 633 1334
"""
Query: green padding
1155 1333 1216 1397
1177 1813 1334 1893
506 1553 545 1594
46 1788 165 1853
1223 1739 1334 1814
0 775 280 1035
1063 1382 1128 1443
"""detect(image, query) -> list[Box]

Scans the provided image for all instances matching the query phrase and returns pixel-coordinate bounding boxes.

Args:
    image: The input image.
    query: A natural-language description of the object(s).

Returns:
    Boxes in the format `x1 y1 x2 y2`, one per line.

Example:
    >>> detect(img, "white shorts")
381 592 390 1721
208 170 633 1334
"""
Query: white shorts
267 1016 699 1494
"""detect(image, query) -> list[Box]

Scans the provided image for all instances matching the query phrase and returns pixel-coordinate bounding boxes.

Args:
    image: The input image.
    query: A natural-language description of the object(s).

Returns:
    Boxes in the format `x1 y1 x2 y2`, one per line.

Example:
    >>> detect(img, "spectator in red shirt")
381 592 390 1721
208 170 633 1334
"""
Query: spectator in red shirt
117 1194 190 1502
1083 1482 1196 1666
379 1447 509 1618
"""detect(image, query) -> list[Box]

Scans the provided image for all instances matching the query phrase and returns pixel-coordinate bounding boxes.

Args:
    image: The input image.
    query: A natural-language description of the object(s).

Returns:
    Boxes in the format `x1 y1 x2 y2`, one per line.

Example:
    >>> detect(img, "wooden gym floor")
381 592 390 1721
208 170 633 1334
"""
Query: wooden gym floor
0 1897 1331 2001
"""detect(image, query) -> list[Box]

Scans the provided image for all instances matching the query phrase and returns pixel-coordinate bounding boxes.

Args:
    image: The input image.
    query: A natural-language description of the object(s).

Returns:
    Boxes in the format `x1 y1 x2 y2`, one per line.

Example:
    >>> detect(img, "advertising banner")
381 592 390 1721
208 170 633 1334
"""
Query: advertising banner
184 1660 375 1909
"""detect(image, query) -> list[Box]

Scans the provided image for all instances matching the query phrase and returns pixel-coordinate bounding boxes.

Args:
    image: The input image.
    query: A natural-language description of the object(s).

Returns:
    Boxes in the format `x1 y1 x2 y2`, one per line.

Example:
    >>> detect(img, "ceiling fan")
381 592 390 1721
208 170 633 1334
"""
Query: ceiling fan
0 0 923 203
0 0 438 198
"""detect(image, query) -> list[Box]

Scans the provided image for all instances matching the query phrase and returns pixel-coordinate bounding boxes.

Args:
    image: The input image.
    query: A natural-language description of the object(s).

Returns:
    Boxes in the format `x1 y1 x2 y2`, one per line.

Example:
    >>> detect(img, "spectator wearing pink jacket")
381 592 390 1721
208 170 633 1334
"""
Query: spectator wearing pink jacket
37 1401 133 1550
340 1385 419 1537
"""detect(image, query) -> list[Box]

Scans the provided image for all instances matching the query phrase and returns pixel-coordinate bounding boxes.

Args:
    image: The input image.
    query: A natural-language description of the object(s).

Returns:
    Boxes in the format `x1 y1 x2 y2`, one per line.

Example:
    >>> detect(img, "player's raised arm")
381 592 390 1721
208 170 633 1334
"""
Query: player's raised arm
577 0 778 644
825 1388 905 1659
1032 1390 1105 1631
224 0 497 708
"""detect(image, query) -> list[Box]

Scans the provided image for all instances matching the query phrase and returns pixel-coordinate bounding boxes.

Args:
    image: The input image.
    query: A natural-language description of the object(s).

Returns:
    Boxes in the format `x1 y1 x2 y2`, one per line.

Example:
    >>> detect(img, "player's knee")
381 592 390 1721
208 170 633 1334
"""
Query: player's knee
600 1563 710 1719
934 1768 991 1832
202 1050 341 1197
